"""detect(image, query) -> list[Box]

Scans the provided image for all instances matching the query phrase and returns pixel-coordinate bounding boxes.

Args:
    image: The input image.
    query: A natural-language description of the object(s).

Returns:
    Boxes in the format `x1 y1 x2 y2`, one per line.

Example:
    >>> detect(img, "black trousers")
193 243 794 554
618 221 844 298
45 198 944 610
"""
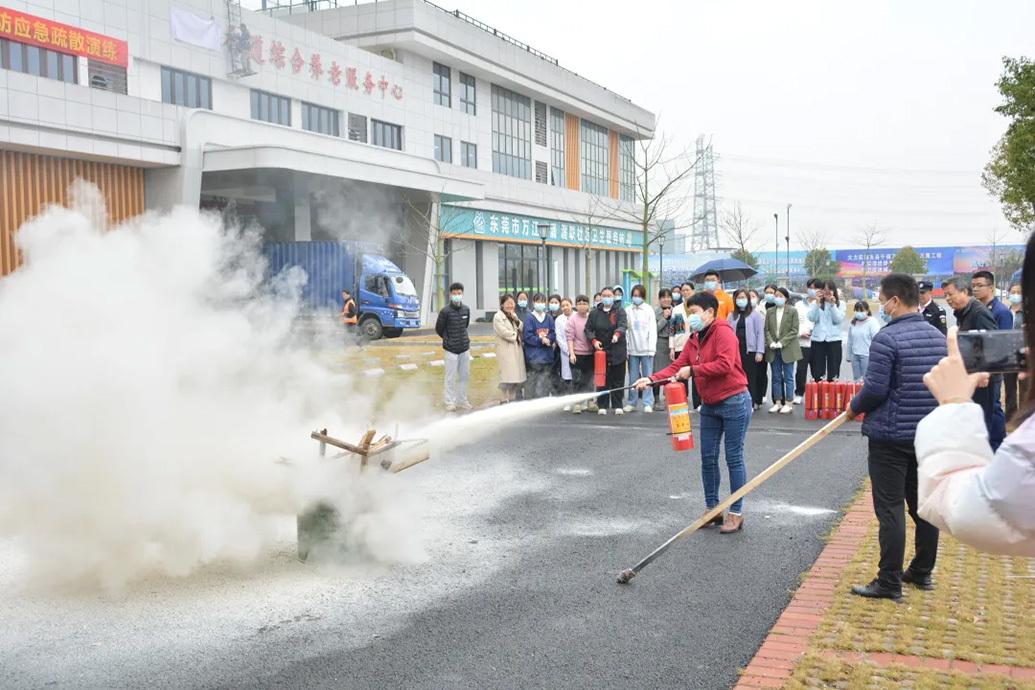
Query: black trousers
596 361 625 409
810 341 843 381
526 362 552 399
868 440 939 589
795 346 811 396
573 354 595 394
754 358 768 405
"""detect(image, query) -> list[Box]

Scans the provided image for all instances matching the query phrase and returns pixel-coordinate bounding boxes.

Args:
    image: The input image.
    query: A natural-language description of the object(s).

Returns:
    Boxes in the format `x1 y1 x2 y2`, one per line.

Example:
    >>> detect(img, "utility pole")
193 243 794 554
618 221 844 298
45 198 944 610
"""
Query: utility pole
786 204 792 288
773 213 779 285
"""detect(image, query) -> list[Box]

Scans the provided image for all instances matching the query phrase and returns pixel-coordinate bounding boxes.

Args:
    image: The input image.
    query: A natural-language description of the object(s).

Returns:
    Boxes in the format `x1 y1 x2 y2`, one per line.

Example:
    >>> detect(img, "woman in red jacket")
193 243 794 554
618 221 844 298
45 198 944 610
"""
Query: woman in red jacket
634 291 752 533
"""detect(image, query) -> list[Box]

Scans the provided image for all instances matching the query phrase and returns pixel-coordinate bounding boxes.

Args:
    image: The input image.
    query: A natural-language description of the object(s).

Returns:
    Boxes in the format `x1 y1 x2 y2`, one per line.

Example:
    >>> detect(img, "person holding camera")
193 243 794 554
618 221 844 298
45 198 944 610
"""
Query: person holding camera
846 274 947 601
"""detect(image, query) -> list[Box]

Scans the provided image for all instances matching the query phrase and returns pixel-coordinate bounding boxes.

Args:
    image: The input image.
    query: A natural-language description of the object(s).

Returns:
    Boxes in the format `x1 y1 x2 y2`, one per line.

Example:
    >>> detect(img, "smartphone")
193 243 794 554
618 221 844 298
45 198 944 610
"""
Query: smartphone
957 330 1027 374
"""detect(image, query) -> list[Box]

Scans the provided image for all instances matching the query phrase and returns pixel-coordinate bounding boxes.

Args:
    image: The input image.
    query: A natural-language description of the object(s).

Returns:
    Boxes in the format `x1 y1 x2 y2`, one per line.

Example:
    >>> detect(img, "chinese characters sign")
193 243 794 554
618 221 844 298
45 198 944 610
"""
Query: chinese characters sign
443 206 643 252
247 34 403 101
0 8 128 68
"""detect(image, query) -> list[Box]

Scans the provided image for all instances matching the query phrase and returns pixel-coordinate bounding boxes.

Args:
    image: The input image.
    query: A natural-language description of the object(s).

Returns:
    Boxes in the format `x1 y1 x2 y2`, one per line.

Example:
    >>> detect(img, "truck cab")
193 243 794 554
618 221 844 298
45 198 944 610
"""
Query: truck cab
357 254 421 339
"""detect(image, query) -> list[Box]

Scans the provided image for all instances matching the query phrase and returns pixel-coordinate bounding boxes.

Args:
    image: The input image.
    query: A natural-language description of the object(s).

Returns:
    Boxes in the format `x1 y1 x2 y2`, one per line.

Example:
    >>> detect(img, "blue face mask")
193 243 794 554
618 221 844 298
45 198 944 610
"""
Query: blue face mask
765 293 776 303
451 294 462 305
704 281 718 291
774 297 786 307
808 289 817 298
517 299 528 308
1010 293 1022 305
631 296 644 306
878 300 893 323
687 313 705 331
534 302 546 312
736 298 748 309
750 298 758 307
548 303 559 312
601 297 614 307
615 297 623 305
855 310 867 320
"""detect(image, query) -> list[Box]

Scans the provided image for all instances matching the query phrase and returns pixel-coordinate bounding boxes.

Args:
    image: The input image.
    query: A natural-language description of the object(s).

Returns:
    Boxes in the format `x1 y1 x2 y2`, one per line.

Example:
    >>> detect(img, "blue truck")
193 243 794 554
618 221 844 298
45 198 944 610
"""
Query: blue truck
264 241 421 339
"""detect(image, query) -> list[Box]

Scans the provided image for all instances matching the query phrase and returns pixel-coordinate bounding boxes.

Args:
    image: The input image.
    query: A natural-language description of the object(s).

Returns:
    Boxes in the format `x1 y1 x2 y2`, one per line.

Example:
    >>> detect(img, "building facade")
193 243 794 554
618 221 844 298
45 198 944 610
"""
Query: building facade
0 0 655 321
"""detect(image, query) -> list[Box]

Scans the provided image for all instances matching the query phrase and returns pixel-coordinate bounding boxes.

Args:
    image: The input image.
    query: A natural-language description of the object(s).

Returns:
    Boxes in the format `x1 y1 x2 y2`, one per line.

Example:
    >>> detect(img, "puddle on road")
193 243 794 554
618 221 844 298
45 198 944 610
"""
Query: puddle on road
554 467 593 477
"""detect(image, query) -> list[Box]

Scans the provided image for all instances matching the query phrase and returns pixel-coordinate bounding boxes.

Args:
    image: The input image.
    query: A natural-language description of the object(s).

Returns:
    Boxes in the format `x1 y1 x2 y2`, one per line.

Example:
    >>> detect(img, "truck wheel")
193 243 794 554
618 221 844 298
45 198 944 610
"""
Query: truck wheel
383 328 402 339
359 317 383 340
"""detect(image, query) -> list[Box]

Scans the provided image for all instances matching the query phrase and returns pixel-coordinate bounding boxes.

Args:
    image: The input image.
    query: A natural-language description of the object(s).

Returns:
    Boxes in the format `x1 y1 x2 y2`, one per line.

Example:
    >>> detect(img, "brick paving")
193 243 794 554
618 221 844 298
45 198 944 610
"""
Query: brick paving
734 490 1035 689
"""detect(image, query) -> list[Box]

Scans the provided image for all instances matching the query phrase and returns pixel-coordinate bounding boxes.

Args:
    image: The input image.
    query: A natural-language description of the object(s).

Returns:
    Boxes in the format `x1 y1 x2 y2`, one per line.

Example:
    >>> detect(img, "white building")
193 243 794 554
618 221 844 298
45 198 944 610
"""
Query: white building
0 0 656 321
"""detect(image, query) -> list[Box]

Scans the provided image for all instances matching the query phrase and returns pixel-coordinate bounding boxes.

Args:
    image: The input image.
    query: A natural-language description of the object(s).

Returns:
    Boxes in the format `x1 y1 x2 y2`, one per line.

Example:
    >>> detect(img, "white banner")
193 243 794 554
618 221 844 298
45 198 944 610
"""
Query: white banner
170 7 222 52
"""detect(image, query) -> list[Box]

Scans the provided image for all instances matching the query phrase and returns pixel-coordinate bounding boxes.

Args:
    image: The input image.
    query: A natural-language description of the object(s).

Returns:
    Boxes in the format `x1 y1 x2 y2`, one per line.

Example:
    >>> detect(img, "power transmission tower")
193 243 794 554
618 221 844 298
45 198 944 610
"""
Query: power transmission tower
690 135 720 251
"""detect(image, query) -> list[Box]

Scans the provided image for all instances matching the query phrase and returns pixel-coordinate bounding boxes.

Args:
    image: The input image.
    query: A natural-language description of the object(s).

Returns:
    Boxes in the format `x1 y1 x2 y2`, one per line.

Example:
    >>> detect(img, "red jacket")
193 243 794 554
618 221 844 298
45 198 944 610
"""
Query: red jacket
651 318 748 404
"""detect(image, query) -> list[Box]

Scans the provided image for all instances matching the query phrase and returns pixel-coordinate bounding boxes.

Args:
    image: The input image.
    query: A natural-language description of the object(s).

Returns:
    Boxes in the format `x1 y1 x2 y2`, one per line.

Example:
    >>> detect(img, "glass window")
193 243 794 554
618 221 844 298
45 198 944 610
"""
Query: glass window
619 134 636 202
1 40 78 84
580 119 609 196
161 67 212 109
459 72 476 115
25 45 40 76
433 62 451 107
461 141 477 168
491 84 532 180
250 89 291 125
550 107 565 187
301 102 340 136
371 119 403 150
434 135 452 163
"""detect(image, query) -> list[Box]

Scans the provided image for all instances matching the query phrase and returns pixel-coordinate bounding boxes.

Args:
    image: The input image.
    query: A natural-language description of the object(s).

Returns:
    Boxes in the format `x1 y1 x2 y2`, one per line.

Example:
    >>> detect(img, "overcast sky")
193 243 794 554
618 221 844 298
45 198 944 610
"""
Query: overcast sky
248 0 1034 250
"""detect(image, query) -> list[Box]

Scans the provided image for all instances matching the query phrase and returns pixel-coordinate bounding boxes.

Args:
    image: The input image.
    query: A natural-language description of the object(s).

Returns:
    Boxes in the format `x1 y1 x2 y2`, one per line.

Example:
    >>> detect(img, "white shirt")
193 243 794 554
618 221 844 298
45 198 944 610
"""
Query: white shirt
774 305 785 331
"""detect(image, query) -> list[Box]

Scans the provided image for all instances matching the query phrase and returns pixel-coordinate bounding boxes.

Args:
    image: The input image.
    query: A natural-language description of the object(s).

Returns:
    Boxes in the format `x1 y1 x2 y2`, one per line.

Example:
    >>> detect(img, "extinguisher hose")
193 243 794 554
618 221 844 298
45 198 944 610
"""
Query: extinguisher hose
592 376 677 398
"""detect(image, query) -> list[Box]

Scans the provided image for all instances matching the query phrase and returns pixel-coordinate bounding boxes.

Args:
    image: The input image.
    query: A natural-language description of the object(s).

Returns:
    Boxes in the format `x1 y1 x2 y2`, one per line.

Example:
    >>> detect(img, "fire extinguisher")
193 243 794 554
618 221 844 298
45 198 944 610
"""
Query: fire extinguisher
594 348 607 388
834 381 846 413
664 381 694 451
805 381 818 420
821 381 833 419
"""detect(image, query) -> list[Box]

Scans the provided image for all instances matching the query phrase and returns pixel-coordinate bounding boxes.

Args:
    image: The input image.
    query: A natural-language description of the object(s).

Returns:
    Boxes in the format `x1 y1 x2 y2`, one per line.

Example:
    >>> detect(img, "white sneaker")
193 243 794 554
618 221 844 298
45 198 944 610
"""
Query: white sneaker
597 408 607 415
446 404 456 412
769 403 782 413
780 404 793 414
614 408 624 415
623 405 634 413
563 405 572 411
793 396 803 405
643 406 653 413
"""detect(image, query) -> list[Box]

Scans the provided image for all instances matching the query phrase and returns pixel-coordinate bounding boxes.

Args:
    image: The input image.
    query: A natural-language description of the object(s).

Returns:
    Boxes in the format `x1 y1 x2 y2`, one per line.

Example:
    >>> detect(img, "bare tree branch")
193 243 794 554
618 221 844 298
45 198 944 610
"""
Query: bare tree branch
721 202 764 257
797 227 830 253
401 192 474 311
853 223 887 292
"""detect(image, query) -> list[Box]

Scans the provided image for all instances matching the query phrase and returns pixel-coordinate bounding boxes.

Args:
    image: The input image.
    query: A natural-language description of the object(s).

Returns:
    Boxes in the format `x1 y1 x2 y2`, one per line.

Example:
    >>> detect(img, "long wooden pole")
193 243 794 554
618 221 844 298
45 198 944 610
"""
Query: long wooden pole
617 412 850 584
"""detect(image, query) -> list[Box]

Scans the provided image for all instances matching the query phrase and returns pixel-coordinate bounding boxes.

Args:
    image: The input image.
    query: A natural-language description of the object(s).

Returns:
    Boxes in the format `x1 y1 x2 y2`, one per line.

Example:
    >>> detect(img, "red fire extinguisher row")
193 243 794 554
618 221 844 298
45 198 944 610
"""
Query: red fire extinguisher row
665 381 694 451
804 379 863 421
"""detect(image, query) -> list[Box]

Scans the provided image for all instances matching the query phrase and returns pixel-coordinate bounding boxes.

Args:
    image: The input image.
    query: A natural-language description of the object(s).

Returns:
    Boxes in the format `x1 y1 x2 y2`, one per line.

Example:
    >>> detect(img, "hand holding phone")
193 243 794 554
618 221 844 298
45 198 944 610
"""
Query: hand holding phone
957 330 1027 374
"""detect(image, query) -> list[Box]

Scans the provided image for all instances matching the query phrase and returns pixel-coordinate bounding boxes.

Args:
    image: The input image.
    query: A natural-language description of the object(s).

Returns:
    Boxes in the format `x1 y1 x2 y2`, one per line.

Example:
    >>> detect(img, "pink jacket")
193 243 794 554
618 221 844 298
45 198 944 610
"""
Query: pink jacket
565 312 593 355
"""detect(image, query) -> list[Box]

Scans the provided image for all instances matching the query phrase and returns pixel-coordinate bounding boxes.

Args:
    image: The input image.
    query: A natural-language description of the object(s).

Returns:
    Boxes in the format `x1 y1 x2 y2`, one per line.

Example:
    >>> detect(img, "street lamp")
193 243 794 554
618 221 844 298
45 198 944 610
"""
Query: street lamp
786 204 792 288
537 223 550 295
773 213 779 285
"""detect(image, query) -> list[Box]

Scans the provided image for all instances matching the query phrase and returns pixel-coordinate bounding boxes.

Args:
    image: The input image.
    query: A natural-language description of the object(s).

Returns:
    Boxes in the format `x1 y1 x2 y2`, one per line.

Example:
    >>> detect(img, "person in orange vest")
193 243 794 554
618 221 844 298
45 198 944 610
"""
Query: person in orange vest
702 270 734 321
340 288 358 336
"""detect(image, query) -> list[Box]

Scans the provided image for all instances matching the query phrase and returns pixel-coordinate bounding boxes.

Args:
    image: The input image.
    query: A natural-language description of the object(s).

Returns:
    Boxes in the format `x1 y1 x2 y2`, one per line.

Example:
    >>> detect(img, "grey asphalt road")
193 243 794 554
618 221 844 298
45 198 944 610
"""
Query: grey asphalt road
219 412 868 690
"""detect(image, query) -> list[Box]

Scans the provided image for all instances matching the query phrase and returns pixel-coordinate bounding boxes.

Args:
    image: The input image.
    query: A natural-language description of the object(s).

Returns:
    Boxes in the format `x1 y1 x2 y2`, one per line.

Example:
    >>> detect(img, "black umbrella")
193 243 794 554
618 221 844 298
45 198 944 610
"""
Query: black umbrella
689 258 758 283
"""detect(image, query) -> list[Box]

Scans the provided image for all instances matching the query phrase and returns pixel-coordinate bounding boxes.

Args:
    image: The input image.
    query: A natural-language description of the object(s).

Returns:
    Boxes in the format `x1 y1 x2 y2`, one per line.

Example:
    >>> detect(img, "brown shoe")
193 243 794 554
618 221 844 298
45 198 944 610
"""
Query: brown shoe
720 513 744 534
705 509 724 527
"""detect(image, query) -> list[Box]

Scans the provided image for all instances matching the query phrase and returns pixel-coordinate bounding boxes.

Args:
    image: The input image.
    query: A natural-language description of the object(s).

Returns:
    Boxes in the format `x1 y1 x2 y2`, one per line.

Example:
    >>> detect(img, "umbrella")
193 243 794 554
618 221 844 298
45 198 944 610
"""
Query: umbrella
689 258 758 283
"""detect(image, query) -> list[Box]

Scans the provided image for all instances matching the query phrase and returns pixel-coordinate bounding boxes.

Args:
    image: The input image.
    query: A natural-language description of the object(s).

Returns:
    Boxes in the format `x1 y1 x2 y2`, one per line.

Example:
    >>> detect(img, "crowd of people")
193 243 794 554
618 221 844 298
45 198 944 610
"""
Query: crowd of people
434 260 1034 559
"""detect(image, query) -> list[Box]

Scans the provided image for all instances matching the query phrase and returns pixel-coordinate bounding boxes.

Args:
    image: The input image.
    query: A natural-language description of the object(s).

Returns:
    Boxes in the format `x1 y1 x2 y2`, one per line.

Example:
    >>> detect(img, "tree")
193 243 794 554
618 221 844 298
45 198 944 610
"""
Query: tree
604 123 700 282
722 202 763 273
998 248 1025 288
853 224 886 294
983 57 1035 234
803 249 841 281
889 246 927 275
565 195 616 297
401 194 471 312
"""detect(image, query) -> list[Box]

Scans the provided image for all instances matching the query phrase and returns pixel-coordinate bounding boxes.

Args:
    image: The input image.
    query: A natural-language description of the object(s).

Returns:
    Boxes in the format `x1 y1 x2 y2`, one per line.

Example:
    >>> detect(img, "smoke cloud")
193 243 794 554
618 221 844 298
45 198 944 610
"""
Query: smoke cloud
0 183 421 592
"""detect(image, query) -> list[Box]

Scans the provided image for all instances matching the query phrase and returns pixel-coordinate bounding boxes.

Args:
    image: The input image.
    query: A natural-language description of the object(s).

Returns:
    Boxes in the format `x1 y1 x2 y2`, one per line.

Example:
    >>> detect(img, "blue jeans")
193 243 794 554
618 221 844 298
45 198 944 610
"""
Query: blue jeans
851 354 869 382
770 351 794 403
698 390 752 514
627 355 654 407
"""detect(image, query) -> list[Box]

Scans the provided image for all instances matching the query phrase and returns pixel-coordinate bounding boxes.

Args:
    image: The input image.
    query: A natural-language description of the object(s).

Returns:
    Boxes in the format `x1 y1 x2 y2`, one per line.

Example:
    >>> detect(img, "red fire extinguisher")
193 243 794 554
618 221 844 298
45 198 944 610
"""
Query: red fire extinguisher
805 381 818 420
594 348 607 388
821 381 833 419
834 381 846 413
665 381 694 451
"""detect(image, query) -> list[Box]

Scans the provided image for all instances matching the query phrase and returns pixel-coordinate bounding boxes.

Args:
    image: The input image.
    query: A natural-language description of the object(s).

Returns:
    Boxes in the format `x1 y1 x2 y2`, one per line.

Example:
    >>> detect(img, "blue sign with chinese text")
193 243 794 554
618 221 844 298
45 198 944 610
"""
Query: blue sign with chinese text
442 205 643 252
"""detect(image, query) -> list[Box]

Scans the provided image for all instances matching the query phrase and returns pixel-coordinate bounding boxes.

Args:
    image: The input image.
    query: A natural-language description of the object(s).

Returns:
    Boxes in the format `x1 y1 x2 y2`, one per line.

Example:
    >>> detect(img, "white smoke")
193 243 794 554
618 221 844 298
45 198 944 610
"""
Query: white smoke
0 183 421 592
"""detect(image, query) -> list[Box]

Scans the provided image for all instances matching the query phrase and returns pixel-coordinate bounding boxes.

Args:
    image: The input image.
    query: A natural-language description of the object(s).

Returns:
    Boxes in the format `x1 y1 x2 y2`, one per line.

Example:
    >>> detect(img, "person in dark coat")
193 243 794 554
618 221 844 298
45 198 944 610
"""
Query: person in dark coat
585 286 628 414
522 292 556 399
847 274 947 601
917 281 947 336
435 282 471 412
972 270 1012 438
943 276 1003 450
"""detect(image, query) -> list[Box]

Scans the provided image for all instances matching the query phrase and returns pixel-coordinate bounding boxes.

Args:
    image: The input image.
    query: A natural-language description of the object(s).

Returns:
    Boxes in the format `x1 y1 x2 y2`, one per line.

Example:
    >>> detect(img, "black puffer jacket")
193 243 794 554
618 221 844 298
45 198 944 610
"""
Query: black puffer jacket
585 304 628 365
436 303 471 354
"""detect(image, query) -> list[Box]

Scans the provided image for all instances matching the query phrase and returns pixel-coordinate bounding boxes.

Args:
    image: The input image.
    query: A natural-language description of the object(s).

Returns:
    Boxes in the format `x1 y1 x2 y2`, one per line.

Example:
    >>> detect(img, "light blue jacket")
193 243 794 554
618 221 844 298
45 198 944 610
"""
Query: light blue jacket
808 300 846 342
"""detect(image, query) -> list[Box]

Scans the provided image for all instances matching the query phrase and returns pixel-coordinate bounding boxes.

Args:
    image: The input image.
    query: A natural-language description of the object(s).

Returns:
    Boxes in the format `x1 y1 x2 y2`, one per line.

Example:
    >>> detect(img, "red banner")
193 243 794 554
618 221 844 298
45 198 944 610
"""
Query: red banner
0 8 128 68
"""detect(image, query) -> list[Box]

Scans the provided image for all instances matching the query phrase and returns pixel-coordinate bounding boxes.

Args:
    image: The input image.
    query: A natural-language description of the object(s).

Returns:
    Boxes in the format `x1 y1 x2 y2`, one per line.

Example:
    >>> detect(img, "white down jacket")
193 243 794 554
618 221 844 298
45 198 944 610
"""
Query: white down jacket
914 402 1035 557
